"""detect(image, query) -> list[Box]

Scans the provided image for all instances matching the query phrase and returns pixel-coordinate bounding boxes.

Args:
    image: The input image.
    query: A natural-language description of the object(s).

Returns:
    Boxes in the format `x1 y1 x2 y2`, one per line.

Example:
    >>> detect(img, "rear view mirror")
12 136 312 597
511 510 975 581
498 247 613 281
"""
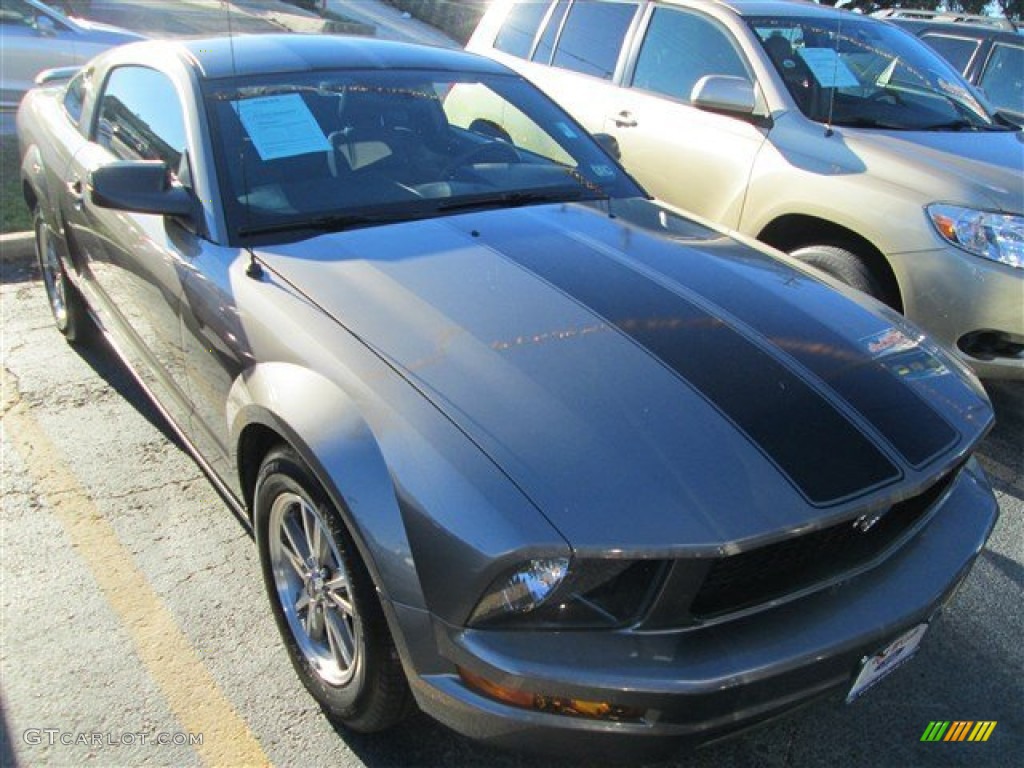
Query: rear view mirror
90 161 195 220
691 75 757 118
593 132 621 160
35 15 57 37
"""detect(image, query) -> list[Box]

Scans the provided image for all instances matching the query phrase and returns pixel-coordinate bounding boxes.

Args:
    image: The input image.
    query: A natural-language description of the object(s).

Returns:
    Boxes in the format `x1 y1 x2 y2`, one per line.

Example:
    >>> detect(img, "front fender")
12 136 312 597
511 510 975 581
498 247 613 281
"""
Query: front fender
227 362 421 608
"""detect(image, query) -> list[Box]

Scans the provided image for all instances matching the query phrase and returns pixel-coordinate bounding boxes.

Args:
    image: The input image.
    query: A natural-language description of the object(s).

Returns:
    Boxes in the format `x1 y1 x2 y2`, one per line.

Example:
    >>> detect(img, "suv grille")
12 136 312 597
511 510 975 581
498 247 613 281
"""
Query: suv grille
688 464 963 619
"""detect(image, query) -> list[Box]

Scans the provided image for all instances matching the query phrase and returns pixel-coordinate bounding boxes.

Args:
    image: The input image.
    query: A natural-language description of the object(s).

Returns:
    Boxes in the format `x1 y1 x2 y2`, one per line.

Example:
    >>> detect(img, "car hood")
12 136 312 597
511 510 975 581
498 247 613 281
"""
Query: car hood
257 200 991 554
843 127 1024 212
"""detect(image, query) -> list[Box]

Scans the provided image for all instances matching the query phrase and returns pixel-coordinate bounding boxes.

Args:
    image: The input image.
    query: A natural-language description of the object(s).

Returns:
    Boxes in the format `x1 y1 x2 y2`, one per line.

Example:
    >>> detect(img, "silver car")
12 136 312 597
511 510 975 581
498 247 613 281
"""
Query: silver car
468 0 1024 379
18 34 999 759
0 0 142 110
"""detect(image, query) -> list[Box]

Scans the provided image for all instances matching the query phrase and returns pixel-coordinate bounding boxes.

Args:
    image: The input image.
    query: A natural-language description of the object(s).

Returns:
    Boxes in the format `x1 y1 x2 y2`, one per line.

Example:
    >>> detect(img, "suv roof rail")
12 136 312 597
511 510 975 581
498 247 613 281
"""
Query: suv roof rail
871 8 1019 33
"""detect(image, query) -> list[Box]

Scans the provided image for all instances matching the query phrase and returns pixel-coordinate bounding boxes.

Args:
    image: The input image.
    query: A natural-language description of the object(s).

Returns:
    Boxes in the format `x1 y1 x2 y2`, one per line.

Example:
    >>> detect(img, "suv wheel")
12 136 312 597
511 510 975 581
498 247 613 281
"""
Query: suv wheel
790 244 885 301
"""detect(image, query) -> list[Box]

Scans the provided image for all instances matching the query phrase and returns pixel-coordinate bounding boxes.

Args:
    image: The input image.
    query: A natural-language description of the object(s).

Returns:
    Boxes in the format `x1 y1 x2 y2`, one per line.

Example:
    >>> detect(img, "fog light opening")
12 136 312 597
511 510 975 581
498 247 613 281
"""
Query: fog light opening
957 330 1024 362
457 667 644 722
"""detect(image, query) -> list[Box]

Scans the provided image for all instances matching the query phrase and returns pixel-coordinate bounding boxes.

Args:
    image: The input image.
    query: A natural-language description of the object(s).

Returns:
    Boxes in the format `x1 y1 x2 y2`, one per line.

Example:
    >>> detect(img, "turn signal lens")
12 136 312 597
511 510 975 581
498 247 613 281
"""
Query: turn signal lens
458 667 644 721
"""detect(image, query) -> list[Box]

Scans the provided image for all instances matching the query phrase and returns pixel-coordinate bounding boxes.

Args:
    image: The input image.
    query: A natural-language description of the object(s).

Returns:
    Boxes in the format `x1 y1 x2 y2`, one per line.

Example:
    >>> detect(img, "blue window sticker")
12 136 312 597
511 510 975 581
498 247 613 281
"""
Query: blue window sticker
234 94 331 161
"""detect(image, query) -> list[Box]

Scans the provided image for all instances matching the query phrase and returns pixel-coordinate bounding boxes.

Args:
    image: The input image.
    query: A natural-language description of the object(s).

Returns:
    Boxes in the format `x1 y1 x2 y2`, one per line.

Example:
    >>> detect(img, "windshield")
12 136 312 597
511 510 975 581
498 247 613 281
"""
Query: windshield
748 15 1000 130
204 69 642 242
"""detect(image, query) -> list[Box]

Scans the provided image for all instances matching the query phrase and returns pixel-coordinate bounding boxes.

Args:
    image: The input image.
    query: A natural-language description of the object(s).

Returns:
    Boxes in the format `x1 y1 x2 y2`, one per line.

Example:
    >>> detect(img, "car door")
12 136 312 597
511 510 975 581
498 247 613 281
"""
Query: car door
63 64 195 431
602 4 769 227
976 40 1023 125
1 0 79 103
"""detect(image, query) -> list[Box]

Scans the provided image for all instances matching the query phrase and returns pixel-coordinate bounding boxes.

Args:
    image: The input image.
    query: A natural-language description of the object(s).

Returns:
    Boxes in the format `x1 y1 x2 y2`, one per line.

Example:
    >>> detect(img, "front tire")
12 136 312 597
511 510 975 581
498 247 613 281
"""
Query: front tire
254 446 412 732
789 244 885 301
34 208 91 343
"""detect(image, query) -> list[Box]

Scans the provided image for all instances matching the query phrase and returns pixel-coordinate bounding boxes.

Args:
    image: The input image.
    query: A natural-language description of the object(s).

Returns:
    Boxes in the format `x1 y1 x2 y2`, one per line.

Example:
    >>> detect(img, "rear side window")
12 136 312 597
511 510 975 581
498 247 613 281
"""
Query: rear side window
920 33 980 74
493 1 551 59
552 1 639 80
632 7 747 102
96 66 187 171
63 69 90 126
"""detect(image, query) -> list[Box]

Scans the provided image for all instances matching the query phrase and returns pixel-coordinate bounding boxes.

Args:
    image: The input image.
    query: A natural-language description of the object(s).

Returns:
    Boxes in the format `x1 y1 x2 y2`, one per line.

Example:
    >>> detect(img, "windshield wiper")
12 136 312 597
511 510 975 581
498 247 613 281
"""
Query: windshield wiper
828 116 911 130
435 186 605 214
238 211 413 237
921 119 1010 132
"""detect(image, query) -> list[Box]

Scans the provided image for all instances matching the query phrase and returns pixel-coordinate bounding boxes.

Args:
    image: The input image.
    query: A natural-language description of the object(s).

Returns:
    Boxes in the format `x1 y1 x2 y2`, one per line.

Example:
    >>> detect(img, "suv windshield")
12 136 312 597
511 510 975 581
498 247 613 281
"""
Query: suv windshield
748 15 1000 131
204 69 641 242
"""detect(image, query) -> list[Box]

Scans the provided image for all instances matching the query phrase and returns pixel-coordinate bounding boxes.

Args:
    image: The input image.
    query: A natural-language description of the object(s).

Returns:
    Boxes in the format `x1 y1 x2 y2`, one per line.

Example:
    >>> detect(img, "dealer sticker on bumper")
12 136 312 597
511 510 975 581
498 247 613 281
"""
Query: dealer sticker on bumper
847 624 928 703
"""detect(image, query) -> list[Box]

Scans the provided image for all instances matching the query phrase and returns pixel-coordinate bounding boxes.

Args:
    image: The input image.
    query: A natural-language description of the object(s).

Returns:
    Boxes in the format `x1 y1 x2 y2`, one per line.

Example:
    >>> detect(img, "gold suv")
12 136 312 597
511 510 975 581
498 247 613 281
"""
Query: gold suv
468 0 1024 379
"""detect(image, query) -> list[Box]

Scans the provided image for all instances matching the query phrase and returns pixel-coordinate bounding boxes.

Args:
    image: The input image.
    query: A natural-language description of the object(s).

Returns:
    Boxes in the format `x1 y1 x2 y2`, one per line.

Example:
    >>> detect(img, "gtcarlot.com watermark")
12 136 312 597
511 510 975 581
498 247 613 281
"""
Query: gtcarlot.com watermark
24 729 203 748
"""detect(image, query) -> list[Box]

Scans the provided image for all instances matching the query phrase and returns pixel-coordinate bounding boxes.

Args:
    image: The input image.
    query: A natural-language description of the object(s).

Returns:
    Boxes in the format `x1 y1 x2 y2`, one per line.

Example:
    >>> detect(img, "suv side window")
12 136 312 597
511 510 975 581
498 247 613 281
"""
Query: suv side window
493 1 551 59
632 7 748 102
96 66 187 171
533 0 569 64
979 43 1023 117
920 33 979 74
552 0 639 80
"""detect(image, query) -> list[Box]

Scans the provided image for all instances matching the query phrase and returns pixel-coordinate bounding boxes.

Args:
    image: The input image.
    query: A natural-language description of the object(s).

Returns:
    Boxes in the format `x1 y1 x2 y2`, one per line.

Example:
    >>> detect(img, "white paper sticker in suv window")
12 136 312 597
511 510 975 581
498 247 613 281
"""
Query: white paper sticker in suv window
234 94 331 160
797 48 860 88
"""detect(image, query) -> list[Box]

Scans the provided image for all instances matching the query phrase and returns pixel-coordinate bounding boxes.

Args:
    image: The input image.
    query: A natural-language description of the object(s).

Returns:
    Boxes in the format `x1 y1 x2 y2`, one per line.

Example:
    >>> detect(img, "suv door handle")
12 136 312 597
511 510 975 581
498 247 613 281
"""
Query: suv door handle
610 110 638 128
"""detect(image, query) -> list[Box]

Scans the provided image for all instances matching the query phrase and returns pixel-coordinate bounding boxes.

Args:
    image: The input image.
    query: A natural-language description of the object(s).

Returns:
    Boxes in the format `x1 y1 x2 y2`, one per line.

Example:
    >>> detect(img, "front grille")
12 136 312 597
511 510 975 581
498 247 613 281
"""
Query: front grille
688 464 963 619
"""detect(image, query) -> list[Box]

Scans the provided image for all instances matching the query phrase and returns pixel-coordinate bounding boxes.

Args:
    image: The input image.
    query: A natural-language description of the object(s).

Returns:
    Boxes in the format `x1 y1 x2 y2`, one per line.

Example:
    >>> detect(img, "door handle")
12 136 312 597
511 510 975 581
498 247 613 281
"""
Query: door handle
609 110 638 128
67 177 84 210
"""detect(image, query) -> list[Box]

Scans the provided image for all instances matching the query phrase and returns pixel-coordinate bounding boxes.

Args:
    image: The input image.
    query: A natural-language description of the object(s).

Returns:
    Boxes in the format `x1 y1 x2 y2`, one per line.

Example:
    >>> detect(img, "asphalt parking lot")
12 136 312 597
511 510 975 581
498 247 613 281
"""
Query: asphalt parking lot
1 2 1022 766
0 239 1021 767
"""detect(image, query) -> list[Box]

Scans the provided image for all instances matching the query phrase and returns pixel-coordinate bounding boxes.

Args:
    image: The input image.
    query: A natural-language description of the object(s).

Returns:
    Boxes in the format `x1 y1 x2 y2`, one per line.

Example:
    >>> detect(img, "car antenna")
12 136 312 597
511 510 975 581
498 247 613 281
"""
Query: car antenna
224 0 263 279
824 7 841 138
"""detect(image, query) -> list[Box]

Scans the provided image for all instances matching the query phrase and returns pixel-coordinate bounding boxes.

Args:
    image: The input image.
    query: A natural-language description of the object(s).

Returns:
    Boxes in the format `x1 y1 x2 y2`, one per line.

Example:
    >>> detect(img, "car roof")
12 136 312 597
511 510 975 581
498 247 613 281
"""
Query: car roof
687 0 862 20
887 19 1023 46
161 34 511 80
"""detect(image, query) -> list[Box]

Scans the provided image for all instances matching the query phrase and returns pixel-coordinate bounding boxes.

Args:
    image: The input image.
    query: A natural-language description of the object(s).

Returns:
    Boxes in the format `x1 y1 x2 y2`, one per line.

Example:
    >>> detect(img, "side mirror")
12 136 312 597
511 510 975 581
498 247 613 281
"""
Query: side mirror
35 15 58 37
593 132 621 160
691 75 757 118
90 161 195 220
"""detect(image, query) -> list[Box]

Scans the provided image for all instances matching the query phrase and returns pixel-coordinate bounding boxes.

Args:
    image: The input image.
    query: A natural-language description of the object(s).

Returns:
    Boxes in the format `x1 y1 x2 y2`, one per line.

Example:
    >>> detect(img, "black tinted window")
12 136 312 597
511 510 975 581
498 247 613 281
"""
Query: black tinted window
920 33 979 73
97 66 187 170
552 1 638 79
63 69 89 125
533 0 569 64
633 8 747 101
494 1 550 59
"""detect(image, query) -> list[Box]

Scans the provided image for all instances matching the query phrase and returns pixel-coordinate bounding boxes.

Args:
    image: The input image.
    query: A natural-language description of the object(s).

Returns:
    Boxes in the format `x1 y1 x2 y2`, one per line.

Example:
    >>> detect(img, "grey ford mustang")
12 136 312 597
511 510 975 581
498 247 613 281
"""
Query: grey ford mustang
18 34 999 759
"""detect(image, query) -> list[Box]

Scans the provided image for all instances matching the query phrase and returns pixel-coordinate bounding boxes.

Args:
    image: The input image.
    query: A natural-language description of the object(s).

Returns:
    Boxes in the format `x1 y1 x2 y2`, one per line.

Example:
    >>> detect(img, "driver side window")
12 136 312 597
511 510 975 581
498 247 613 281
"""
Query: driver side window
632 8 748 103
96 66 187 173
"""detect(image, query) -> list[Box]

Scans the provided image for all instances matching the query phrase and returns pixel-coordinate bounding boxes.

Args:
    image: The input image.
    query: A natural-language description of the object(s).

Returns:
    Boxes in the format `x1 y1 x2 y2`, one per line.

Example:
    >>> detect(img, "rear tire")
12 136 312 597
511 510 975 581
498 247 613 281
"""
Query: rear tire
34 208 92 344
789 244 884 301
254 446 413 732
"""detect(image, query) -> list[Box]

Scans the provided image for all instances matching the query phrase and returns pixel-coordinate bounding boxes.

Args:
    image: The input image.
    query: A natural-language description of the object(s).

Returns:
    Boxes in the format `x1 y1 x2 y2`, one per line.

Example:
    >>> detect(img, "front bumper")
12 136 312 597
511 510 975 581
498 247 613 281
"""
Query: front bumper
890 245 1024 380
389 460 997 759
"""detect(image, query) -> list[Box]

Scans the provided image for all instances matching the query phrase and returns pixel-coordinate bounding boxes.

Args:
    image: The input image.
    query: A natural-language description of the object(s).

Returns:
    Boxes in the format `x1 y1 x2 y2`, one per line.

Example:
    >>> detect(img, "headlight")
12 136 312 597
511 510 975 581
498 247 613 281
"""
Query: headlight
468 558 666 628
927 204 1024 269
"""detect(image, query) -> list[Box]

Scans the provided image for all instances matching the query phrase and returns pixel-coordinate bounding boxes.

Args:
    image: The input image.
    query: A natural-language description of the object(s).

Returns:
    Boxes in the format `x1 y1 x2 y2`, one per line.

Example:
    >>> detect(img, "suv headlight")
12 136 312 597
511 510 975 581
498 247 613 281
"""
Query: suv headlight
927 204 1024 269
468 558 667 628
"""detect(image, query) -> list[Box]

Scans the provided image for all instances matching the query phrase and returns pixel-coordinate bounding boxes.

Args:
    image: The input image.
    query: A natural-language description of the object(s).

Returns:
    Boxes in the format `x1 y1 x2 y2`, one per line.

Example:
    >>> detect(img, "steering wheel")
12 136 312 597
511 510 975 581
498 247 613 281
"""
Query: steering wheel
441 141 520 180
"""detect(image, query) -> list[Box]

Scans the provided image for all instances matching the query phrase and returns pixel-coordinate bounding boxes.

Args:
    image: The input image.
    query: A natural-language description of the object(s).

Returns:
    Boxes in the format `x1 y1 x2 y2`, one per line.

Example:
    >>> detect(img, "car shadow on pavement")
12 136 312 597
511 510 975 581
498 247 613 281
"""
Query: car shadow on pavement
0 695 19 768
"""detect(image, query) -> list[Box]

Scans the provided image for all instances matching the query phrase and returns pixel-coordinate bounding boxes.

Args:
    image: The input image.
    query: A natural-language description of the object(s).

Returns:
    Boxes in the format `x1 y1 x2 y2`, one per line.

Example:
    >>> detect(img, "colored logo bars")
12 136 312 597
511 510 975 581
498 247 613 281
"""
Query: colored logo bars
921 721 997 742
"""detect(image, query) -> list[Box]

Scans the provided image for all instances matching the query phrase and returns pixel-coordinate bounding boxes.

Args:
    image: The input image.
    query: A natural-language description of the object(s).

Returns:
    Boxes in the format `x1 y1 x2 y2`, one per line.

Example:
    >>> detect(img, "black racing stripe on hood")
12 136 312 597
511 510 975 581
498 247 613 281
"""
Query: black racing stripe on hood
481 224 902 505
617 243 959 468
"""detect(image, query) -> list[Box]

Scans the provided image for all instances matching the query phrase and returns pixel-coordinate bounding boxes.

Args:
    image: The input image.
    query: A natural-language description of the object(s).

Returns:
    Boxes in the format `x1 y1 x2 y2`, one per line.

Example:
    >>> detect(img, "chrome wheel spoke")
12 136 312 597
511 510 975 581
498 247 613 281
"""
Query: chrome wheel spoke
326 579 354 618
307 601 326 641
301 502 324 567
325 607 355 668
281 513 311 567
294 591 311 614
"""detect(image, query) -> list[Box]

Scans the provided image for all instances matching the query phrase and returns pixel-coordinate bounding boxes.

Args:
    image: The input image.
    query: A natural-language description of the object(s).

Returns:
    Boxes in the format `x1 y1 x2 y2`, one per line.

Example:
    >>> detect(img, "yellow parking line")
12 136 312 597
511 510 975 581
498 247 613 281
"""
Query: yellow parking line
3 373 269 767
